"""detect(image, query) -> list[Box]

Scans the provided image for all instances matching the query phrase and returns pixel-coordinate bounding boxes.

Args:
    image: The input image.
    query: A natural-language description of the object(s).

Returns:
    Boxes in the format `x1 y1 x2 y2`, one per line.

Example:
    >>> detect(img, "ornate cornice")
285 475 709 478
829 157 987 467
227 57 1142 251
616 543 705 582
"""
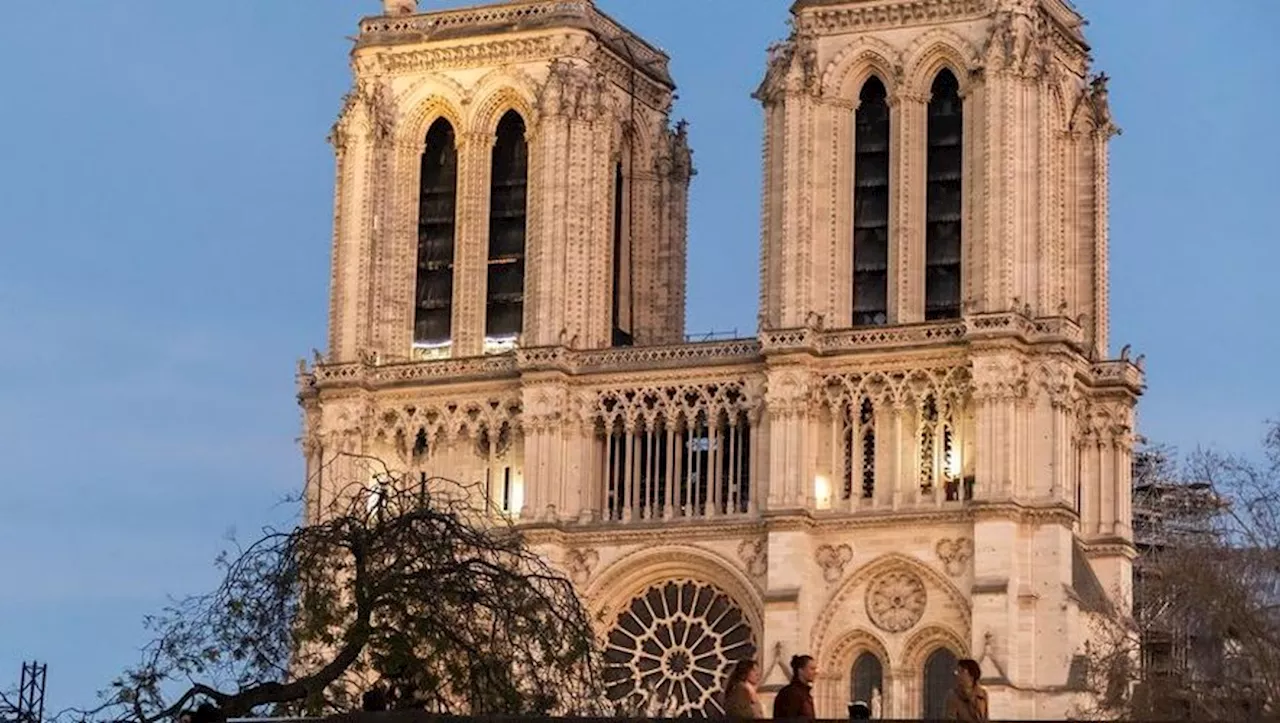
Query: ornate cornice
299 312 1122 397
518 499 1082 542
357 0 673 86
791 0 987 35
1079 535 1138 560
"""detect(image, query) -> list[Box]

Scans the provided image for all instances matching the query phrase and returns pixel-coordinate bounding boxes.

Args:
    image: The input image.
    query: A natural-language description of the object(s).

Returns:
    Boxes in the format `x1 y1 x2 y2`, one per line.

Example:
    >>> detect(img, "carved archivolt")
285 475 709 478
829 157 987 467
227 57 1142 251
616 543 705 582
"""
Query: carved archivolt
900 624 970 669
866 571 928 633
820 36 902 100
811 552 969 654
394 75 468 148
468 80 539 136
900 28 980 97
586 544 765 633
819 627 892 678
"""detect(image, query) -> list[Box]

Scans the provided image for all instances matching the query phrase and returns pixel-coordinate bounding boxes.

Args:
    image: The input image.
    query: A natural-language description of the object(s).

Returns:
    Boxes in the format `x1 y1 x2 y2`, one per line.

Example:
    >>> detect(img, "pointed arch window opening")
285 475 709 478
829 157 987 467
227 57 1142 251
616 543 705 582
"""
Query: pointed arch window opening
841 397 877 500
850 651 884 717
918 395 969 501
922 648 959 720
485 110 529 345
611 153 635 348
853 76 891 327
925 69 963 321
413 118 459 349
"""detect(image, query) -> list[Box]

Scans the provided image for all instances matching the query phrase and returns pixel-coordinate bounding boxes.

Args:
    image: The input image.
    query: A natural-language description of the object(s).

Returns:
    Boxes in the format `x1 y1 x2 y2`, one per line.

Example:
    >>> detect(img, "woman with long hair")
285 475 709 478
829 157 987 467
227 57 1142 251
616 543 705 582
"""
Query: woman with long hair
721 659 763 719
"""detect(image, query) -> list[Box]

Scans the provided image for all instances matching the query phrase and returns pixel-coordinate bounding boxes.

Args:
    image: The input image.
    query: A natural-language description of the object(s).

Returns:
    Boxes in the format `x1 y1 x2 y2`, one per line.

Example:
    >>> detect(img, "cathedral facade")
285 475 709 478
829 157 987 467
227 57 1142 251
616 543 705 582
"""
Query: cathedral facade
296 0 1143 718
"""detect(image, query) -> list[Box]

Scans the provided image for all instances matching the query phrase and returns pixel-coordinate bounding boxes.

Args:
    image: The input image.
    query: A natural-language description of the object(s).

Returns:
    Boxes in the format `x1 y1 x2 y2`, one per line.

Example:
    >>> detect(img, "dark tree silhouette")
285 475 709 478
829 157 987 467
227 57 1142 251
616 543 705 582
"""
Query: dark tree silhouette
1083 420 1280 721
69 456 604 722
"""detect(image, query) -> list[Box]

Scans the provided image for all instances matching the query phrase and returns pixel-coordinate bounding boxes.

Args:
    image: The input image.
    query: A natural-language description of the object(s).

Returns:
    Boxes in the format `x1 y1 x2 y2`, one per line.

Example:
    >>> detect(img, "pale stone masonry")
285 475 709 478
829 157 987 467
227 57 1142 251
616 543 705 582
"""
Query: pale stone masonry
297 0 1142 718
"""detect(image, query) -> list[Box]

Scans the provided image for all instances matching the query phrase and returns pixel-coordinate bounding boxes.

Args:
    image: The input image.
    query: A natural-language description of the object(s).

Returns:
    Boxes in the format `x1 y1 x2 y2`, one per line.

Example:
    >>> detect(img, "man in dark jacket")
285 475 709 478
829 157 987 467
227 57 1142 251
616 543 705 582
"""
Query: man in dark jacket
773 654 817 720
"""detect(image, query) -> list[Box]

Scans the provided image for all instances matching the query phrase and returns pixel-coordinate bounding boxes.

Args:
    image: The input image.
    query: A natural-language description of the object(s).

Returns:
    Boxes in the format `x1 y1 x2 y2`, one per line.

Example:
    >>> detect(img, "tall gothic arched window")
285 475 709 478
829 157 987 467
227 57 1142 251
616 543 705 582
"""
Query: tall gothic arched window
611 159 634 347
853 76 891 327
851 651 884 711
923 648 959 719
485 110 529 341
925 69 963 320
414 118 458 347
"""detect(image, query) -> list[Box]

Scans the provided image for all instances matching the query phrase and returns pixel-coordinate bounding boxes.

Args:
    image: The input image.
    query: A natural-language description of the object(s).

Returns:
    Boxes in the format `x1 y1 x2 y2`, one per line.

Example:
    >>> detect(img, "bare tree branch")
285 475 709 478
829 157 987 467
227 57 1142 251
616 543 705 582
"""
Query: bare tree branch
1082 421 1280 721
63 456 604 722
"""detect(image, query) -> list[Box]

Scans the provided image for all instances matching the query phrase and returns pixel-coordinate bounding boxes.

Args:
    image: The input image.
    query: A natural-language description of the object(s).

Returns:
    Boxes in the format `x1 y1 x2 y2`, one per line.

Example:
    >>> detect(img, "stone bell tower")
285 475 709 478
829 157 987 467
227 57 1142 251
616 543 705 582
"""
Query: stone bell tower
324 0 692 365
751 0 1136 718
757 0 1117 357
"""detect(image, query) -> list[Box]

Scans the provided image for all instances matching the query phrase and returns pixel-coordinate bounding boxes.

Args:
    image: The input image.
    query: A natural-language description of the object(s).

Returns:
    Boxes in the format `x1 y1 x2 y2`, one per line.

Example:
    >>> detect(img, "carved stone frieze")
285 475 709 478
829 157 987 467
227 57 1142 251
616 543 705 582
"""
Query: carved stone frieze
866 570 928 633
367 393 523 453
935 537 973 578
815 543 854 584
793 0 987 36
970 355 1027 402
591 378 757 430
814 363 971 410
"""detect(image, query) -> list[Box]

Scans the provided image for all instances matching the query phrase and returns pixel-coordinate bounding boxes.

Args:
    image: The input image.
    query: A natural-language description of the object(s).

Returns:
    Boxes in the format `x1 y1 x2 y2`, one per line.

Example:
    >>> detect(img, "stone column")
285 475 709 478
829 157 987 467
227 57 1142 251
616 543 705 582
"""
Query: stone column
519 374 569 521
453 130 492 357
763 362 814 510
325 99 374 363
891 92 926 324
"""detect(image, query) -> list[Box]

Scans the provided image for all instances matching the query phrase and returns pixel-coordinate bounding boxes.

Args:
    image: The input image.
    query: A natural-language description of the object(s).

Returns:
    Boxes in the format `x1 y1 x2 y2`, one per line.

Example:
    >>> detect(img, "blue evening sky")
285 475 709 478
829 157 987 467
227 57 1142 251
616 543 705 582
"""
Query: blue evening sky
1 0 1275 713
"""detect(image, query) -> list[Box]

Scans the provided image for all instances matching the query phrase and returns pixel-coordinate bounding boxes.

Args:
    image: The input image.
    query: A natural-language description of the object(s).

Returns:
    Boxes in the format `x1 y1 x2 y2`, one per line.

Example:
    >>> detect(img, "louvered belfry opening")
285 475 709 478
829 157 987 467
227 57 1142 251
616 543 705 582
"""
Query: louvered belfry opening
413 118 459 346
611 160 634 347
925 69 963 321
853 76 891 327
485 110 529 341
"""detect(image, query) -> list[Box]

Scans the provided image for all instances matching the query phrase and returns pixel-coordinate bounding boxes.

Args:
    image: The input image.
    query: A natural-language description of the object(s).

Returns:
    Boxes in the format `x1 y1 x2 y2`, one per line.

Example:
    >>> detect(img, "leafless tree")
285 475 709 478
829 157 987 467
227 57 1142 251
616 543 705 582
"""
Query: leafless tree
1083 419 1280 721
63 456 604 723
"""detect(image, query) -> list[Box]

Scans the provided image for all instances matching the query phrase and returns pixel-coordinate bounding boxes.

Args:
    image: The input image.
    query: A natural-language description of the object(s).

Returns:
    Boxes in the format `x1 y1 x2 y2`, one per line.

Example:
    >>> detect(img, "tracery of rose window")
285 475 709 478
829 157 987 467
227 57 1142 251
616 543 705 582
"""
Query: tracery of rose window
603 579 756 717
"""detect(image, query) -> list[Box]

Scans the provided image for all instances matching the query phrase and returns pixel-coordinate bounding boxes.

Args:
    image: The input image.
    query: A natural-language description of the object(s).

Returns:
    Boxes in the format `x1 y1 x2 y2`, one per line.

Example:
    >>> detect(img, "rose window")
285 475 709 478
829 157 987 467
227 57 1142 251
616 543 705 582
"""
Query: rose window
603 579 756 717
866 570 928 633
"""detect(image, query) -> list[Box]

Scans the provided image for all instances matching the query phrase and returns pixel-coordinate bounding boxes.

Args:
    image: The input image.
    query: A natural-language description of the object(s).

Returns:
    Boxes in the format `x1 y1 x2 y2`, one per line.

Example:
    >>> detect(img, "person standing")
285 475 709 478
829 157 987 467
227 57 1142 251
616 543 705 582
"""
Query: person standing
722 659 764 719
944 658 989 721
772 655 817 721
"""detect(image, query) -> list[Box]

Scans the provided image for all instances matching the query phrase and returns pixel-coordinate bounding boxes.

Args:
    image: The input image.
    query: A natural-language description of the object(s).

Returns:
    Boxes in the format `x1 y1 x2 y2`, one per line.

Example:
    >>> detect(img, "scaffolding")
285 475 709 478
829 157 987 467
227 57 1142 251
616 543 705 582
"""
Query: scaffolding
1 662 47 723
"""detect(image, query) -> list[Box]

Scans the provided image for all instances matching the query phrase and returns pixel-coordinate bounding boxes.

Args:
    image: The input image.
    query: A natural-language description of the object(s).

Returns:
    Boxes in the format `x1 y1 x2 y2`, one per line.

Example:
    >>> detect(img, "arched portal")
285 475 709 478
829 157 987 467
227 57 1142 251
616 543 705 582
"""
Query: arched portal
922 647 958 719
602 578 757 717
850 650 884 712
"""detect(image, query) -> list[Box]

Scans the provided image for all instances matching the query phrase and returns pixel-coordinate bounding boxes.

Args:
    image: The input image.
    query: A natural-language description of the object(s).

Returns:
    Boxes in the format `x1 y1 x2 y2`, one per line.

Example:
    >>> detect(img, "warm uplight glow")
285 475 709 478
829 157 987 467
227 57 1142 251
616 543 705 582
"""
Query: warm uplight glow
484 335 519 355
508 470 525 519
814 474 832 510
411 340 452 361
945 448 962 481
